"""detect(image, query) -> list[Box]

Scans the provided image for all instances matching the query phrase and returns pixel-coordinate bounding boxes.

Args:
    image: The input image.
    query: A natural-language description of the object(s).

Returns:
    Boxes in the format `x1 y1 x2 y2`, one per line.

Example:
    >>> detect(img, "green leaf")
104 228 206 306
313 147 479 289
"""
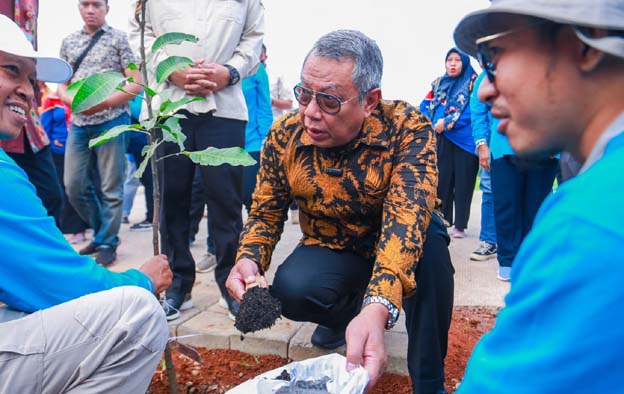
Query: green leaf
160 116 186 152
72 71 127 113
156 56 192 84
183 147 257 167
65 79 85 99
144 86 158 97
160 96 204 117
135 140 162 179
88 124 134 148
141 117 157 131
128 62 139 71
151 32 198 53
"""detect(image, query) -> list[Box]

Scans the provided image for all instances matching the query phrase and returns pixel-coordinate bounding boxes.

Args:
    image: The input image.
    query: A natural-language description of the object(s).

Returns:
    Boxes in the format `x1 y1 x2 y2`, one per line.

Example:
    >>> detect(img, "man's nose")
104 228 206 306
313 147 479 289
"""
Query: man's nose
303 96 322 119
16 79 34 103
477 76 497 104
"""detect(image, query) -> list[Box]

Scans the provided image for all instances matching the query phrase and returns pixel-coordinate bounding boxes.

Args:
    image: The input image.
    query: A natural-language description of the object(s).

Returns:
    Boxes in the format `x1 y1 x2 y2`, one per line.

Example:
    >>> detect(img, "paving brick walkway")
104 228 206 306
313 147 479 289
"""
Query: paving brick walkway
84 189 508 375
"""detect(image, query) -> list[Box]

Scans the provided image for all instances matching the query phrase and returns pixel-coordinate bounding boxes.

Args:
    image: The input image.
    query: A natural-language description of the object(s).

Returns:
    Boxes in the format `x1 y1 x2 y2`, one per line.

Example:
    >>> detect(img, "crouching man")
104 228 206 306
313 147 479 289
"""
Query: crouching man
227 30 455 393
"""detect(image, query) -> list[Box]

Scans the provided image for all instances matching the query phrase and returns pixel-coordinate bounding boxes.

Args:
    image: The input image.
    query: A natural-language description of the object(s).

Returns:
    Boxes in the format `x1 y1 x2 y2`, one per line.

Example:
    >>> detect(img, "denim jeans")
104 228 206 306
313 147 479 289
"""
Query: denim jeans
122 156 140 217
64 113 129 247
478 169 497 245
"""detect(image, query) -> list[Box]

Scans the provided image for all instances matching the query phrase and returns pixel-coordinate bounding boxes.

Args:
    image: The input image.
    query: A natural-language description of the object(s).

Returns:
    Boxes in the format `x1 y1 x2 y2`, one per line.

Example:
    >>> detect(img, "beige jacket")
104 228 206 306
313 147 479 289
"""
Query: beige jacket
129 0 265 121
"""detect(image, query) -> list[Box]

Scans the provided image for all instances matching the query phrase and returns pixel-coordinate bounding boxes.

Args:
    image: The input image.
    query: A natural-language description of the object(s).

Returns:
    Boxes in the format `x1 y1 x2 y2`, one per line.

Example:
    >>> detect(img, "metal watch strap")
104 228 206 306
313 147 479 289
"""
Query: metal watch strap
362 295 400 330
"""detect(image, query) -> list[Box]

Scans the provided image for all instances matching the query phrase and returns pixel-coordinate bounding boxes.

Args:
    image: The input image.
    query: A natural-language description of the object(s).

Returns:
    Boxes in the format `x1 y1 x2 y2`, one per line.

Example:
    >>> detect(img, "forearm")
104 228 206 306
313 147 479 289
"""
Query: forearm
367 123 437 309
271 98 292 110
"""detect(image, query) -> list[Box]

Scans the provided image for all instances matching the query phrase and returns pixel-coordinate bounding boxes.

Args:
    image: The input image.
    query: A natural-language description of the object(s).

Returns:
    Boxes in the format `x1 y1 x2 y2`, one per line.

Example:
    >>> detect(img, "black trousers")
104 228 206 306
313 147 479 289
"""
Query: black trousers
9 144 63 229
188 167 215 254
158 112 245 298
242 151 261 214
271 214 454 394
436 135 479 230
51 153 89 234
491 155 558 267
127 132 154 222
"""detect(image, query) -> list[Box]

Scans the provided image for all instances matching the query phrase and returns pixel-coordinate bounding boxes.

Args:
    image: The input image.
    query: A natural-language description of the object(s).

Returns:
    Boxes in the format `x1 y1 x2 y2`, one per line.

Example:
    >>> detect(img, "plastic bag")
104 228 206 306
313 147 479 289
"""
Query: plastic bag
227 353 369 394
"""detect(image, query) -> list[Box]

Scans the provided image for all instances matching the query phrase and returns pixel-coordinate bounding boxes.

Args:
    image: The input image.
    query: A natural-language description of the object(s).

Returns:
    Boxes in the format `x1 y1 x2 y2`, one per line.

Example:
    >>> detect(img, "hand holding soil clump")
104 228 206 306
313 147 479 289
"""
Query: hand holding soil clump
235 285 282 334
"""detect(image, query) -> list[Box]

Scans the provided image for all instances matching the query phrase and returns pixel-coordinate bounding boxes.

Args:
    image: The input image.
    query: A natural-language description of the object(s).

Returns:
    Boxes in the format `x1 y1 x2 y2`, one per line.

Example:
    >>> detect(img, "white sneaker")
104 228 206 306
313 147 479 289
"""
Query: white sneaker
196 252 217 273
497 266 511 282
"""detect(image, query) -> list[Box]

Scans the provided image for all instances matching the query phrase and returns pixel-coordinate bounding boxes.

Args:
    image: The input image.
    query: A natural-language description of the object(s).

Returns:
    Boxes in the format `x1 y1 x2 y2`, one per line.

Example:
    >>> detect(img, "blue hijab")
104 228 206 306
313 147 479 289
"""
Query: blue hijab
430 48 476 129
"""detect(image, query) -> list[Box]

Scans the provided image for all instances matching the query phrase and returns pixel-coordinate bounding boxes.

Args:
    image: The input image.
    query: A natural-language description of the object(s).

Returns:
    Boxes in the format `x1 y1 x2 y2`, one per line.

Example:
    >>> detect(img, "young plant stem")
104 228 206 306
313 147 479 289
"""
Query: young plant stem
139 1 178 393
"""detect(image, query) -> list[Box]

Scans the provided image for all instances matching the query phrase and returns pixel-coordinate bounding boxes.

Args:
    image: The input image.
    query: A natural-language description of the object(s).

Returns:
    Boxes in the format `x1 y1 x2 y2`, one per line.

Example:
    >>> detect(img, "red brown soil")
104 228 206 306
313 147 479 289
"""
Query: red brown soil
147 306 497 394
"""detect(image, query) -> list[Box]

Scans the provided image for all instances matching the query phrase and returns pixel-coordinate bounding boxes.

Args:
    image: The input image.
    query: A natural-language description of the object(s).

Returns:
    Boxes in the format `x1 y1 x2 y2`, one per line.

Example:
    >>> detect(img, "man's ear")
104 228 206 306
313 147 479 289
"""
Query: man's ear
362 88 381 117
576 29 608 72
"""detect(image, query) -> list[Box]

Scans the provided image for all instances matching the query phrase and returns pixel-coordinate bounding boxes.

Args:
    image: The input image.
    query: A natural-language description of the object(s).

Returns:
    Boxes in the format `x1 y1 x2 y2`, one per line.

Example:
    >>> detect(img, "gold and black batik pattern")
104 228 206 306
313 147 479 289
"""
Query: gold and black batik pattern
237 100 438 310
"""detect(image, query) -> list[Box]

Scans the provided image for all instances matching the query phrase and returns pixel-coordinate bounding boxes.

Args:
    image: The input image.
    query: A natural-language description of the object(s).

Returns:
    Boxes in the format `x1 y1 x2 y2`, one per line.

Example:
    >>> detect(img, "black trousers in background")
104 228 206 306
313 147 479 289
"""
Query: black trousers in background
9 144 63 229
490 155 558 267
271 213 454 394
158 112 245 299
242 151 261 214
51 153 89 234
436 134 479 230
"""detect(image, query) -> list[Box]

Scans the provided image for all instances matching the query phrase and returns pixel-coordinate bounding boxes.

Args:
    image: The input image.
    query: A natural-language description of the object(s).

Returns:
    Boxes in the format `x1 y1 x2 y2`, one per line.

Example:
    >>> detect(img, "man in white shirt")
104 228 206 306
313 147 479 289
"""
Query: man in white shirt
129 0 265 320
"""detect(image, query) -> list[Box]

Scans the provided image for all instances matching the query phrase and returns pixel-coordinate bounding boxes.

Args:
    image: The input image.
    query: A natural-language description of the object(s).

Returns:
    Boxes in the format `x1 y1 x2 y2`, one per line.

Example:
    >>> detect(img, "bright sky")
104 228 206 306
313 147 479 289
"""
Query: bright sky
38 0 489 105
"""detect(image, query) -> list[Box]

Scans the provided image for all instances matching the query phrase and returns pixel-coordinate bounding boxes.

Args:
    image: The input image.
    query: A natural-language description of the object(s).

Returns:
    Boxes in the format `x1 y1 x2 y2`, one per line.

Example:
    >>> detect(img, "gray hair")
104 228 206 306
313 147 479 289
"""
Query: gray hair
303 30 383 102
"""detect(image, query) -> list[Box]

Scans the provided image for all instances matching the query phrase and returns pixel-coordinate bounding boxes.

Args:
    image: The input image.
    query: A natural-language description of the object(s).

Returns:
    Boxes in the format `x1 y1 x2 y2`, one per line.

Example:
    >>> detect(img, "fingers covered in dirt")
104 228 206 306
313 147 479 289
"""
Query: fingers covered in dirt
139 254 172 294
226 258 262 302
345 303 389 391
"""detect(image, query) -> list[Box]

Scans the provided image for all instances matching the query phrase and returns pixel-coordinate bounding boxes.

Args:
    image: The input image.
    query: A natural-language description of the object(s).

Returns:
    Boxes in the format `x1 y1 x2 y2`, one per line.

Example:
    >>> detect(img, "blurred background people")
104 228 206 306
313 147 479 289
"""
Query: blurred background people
421 48 478 239
471 72 558 281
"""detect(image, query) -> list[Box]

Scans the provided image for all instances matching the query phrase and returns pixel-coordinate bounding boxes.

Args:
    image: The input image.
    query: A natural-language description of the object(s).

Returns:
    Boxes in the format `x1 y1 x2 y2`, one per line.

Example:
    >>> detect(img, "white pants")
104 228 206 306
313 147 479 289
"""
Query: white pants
0 286 168 394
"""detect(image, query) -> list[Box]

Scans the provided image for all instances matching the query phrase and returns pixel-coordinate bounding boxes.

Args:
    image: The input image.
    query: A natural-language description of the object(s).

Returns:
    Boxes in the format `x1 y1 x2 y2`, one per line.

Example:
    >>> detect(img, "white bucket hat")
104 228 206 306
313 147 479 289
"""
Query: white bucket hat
0 14 72 83
454 0 624 59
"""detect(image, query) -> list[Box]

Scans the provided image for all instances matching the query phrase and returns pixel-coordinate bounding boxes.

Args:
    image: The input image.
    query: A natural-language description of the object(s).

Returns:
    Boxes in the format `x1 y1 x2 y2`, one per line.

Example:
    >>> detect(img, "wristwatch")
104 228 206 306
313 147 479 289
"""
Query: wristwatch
362 295 400 330
224 64 240 86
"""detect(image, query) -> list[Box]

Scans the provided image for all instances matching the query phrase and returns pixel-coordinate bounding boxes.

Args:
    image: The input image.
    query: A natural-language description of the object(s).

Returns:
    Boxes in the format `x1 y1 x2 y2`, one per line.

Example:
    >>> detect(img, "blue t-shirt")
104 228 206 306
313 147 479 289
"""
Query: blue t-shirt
0 149 153 312
458 128 624 393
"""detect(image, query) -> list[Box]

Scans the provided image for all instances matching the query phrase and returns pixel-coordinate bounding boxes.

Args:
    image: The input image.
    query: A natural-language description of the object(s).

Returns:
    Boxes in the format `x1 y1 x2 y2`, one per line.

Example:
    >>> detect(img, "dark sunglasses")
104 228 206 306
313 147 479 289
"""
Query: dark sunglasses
293 85 358 115
476 21 546 83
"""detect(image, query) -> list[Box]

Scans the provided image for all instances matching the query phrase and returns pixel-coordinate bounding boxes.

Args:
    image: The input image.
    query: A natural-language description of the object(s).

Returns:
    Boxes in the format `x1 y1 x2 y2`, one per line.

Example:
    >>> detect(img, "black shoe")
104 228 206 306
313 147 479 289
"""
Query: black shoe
95 245 117 266
470 241 497 261
130 219 152 232
79 242 98 255
162 293 193 321
311 325 346 349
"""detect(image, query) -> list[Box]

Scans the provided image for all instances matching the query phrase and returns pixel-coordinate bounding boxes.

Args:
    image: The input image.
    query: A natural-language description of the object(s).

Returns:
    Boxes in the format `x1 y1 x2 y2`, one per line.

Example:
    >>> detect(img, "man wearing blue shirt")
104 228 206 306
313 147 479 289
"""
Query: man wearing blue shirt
0 14 172 393
453 0 624 392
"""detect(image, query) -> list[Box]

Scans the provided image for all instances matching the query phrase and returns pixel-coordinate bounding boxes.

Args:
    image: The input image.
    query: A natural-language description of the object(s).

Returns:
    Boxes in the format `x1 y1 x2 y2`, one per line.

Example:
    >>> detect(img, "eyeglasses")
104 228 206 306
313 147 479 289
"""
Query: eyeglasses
293 85 358 115
476 21 546 82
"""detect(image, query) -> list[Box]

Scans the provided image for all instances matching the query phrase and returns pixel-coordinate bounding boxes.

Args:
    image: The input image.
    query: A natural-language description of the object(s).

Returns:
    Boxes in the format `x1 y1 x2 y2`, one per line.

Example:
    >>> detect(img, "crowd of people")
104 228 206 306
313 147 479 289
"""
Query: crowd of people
0 0 622 393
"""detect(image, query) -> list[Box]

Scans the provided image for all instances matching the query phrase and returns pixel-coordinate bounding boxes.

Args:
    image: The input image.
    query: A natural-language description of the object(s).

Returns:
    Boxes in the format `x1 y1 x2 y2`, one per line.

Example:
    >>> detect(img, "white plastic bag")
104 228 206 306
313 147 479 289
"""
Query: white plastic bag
227 353 369 394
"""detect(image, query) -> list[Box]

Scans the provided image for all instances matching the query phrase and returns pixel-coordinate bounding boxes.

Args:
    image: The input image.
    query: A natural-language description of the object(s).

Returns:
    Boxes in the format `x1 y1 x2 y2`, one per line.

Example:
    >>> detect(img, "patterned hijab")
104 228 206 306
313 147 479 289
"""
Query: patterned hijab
430 48 476 123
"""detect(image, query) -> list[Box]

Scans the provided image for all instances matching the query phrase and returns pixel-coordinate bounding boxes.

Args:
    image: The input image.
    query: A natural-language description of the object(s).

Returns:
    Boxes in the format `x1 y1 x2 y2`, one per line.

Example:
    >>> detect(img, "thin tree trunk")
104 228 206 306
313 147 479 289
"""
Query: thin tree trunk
139 1 178 393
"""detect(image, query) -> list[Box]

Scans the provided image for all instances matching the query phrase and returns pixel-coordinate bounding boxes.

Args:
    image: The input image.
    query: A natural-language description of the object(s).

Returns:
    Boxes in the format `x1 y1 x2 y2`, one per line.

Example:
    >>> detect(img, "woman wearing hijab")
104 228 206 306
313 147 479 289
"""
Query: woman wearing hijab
421 48 478 238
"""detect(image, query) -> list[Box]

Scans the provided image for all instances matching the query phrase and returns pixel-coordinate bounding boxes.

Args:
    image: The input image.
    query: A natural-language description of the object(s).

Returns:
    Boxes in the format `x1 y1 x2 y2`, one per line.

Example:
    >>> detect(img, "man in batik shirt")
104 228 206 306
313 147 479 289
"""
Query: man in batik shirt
227 30 454 393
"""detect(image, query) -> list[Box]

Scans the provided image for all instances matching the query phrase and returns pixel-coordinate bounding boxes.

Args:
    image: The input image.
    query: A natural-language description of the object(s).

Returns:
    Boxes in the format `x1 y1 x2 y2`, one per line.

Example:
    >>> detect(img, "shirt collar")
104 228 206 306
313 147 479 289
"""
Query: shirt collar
579 112 624 174
82 23 110 35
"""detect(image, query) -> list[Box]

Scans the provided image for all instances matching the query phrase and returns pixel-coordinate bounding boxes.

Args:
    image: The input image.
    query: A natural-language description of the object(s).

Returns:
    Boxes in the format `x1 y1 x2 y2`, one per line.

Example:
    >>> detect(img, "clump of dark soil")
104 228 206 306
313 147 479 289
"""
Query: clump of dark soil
235 286 282 334
276 369 291 381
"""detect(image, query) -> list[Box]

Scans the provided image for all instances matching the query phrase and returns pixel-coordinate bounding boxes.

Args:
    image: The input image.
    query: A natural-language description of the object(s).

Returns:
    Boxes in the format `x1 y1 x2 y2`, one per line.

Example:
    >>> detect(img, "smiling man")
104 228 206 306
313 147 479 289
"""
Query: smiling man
453 0 624 392
227 30 455 393
0 14 171 393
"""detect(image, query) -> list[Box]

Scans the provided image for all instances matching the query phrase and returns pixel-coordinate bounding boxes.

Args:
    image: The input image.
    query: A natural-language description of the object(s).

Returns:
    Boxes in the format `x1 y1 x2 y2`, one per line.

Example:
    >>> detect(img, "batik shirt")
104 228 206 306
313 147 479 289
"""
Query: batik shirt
237 100 438 310
60 24 136 127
